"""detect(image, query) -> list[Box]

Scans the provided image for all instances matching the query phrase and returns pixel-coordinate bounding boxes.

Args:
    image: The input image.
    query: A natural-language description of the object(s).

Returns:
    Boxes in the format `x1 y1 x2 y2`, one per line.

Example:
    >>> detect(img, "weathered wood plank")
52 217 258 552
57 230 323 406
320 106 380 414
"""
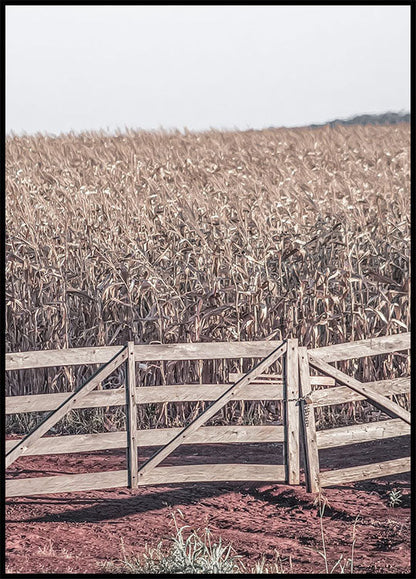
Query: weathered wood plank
6 334 409 370
6 383 285 415
310 333 410 363
6 432 127 455
140 464 285 486
5 389 127 414
229 373 335 386
7 376 408 416
135 384 284 404
317 419 410 449
298 347 320 493
285 339 300 485
320 457 411 487
310 377 410 407
5 425 284 456
229 372 283 383
5 346 128 468
6 341 284 370
6 464 285 497
137 342 287 481
6 346 121 371
308 354 411 425
6 470 129 497
126 342 138 488
309 376 336 386
134 341 284 362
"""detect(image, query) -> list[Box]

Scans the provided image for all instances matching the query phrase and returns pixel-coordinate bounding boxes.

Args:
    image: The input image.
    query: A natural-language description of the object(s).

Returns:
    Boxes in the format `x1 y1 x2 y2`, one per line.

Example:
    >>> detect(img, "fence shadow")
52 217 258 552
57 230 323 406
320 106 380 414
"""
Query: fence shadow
6 481 269 524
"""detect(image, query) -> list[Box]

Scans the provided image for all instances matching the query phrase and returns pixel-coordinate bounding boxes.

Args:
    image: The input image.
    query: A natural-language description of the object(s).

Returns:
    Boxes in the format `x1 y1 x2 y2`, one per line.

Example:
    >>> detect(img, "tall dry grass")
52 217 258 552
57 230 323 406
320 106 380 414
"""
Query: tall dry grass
5 124 410 432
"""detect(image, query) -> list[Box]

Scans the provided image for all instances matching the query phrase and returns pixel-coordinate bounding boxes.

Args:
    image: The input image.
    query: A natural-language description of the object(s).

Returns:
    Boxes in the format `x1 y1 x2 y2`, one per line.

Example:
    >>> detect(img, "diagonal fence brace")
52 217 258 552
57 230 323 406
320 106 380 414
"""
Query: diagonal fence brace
308 353 410 425
136 341 287 481
6 345 128 468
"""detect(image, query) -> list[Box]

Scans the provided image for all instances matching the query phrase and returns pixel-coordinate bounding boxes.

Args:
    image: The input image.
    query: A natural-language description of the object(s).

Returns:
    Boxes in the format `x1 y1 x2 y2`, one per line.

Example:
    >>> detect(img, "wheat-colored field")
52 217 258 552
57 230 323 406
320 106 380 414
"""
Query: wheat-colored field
6 124 410 431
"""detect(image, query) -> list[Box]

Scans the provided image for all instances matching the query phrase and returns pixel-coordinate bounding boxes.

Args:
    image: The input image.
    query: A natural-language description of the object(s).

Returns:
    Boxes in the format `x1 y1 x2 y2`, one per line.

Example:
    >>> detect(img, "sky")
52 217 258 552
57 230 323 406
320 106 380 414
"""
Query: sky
6 5 411 135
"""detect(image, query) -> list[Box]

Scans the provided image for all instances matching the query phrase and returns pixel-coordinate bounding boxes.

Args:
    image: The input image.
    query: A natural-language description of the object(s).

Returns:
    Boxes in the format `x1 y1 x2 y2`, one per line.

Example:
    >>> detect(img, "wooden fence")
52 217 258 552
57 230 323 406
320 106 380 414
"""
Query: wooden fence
6 339 298 497
5 333 410 497
299 333 411 492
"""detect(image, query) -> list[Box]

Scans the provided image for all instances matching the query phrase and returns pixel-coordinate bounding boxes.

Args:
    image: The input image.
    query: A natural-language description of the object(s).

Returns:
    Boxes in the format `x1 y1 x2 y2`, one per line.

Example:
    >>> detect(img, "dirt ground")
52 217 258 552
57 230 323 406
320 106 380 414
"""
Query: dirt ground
5 436 411 574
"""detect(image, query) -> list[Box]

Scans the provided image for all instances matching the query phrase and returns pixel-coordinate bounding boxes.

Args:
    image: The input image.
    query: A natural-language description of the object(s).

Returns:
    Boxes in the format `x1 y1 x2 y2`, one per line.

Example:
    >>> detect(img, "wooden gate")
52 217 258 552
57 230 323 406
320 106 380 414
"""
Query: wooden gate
6 339 301 497
6 333 410 497
299 333 411 493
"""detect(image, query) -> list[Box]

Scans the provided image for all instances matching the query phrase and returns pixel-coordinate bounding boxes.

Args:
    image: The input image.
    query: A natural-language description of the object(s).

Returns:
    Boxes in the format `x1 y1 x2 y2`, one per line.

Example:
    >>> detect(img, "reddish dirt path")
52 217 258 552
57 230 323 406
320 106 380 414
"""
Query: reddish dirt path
6 437 411 574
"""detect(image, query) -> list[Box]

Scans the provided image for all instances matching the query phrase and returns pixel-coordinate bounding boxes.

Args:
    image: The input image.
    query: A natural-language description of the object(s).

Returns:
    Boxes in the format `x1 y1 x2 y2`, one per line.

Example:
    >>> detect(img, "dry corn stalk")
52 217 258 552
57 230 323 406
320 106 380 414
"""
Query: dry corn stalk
6 124 410 433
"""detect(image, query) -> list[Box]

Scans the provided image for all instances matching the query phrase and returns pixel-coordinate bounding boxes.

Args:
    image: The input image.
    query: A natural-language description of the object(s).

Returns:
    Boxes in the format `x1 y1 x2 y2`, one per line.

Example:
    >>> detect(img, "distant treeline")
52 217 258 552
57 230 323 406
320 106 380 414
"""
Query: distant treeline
309 111 410 128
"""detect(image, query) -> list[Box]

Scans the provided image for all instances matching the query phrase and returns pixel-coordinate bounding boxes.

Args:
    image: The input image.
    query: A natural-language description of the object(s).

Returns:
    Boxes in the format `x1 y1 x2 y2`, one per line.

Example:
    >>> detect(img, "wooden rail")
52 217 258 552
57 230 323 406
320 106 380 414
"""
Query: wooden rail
5 426 285 456
6 332 409 370
5 383 285 415
319 458 411 487
308 332 410 362
6 340 285 370
6 375 338 415
7 375 408 416
316 419 410 449
310 377 410 407
229 373 336 386
6 464 285 498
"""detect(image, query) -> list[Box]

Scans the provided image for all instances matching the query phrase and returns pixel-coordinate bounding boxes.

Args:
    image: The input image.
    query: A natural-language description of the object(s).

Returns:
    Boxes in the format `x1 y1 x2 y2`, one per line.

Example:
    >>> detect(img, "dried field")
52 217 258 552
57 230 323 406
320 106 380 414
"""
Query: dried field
6 124 410 431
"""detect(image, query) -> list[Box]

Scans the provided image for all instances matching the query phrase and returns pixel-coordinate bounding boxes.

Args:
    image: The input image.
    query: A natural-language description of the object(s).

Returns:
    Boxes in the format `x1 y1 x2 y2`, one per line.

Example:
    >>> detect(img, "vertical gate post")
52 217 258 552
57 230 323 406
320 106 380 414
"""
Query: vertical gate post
126 341 138 488
285 339 300 485
298 347 320 493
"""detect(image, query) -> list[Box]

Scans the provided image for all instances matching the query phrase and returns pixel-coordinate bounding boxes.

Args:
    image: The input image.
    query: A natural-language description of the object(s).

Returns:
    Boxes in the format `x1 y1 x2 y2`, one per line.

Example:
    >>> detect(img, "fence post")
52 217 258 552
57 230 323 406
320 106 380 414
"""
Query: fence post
285 339 300 485
298 347 320 493
126 341 138 488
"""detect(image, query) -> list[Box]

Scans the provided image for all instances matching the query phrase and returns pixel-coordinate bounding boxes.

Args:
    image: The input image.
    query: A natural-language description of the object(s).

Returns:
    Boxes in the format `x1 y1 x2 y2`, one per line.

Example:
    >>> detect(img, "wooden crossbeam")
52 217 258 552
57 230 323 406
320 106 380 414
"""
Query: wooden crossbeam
5 383 285 415
5 345 128 468
7 333 408 371
308 354 411 425
320 457 411 487
229 372 335 386
309 332 410 363
310 377 410 407
317 419 410 449
136 341 287 481
6 340 285 370
6 464 287 498
5 426 285 456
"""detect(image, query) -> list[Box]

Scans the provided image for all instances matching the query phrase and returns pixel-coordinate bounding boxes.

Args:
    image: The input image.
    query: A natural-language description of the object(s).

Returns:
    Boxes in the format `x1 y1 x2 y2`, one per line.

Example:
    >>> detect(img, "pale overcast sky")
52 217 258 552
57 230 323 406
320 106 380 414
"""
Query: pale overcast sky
6 5 410 135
